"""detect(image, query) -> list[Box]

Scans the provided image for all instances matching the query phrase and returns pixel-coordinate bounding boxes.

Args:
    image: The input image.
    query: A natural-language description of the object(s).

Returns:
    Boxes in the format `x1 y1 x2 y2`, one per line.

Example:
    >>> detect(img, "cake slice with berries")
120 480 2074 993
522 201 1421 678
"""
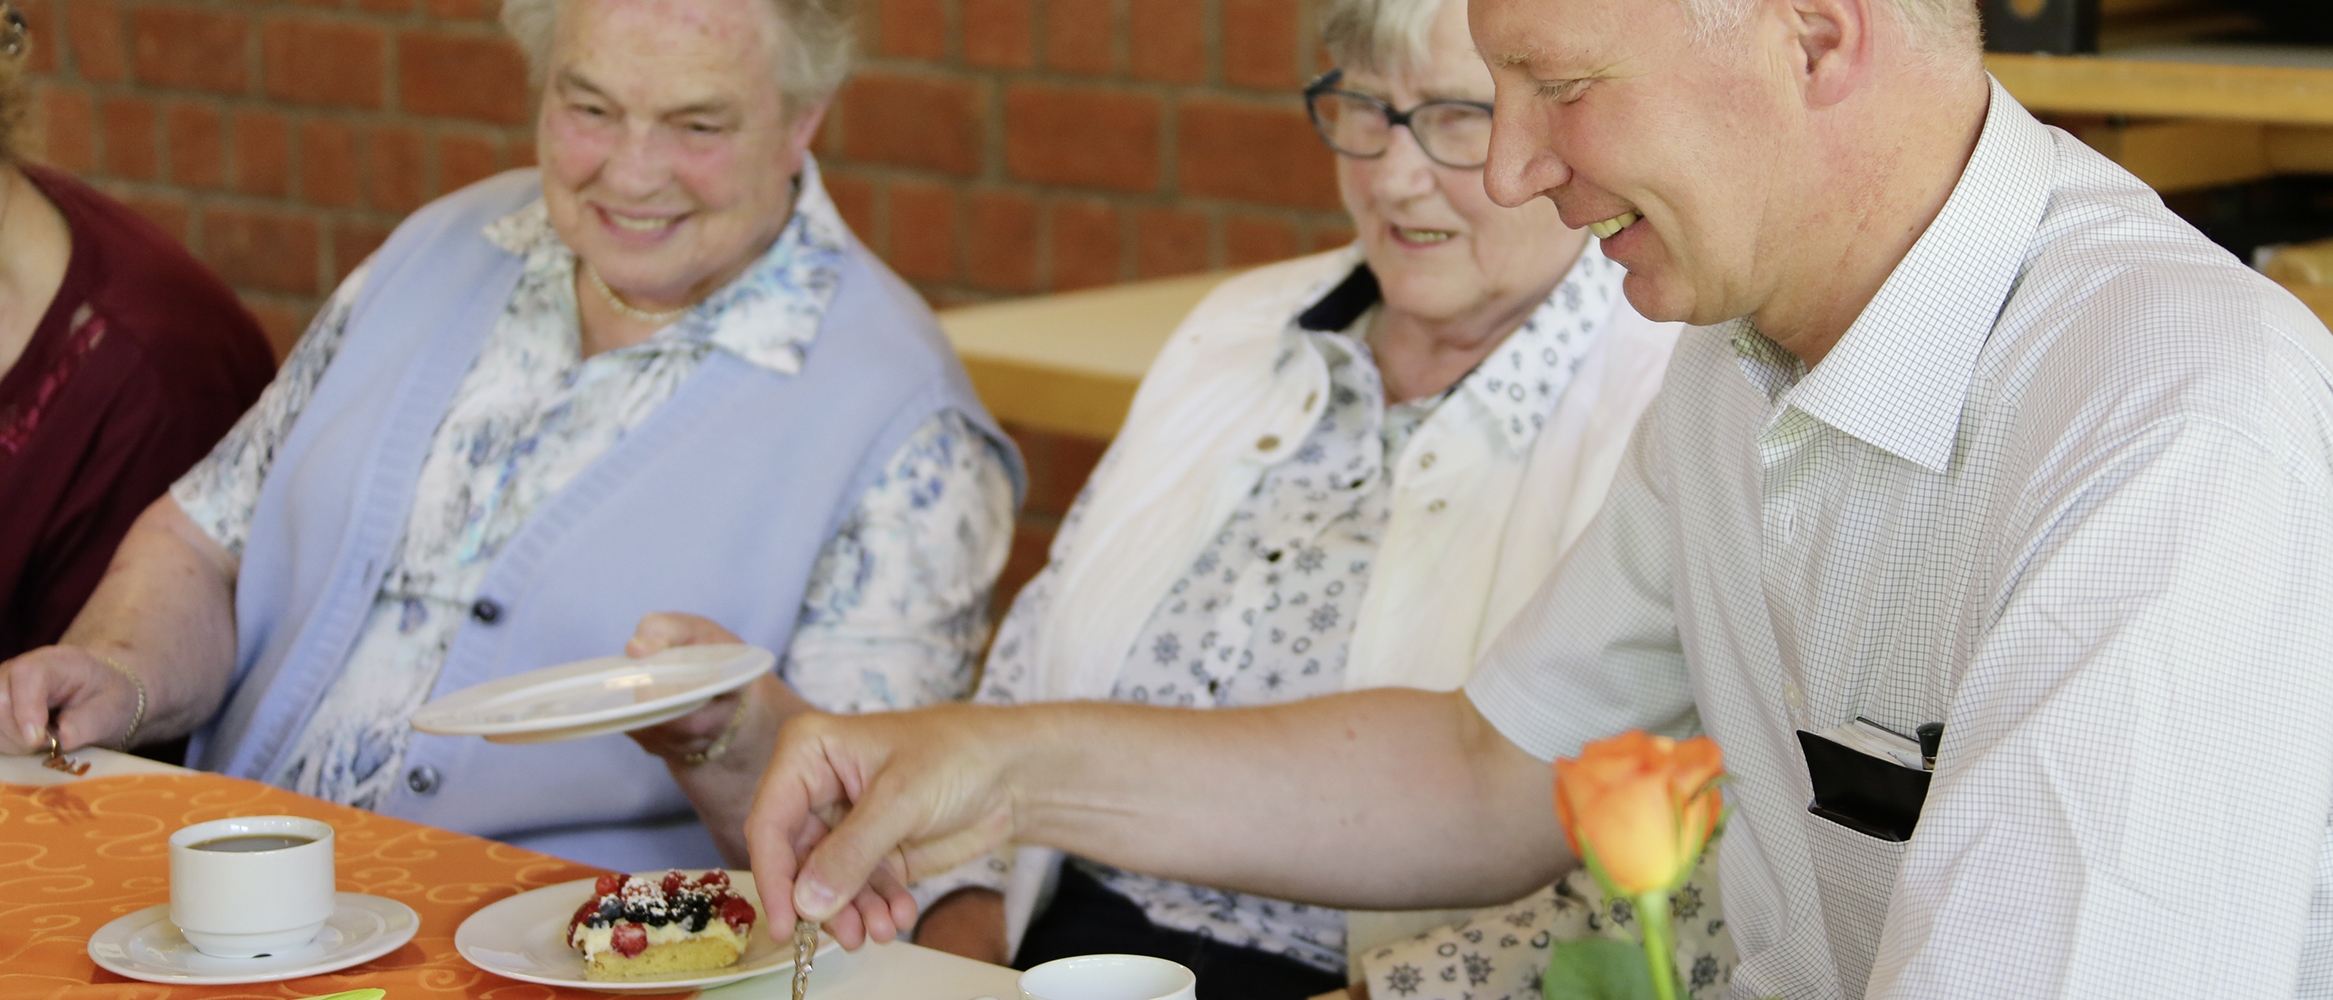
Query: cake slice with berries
566 870 758 980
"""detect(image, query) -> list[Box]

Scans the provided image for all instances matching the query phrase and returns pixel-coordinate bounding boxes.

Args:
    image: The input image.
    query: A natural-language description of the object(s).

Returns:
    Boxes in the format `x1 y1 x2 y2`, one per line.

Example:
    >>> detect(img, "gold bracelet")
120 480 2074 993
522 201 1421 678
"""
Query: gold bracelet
679 697 751 767
89 651 147 751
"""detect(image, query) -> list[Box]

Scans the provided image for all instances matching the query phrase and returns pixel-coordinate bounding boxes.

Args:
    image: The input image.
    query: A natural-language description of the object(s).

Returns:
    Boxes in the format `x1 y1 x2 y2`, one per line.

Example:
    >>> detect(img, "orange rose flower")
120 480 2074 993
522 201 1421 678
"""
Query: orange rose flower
1553 730 1725 897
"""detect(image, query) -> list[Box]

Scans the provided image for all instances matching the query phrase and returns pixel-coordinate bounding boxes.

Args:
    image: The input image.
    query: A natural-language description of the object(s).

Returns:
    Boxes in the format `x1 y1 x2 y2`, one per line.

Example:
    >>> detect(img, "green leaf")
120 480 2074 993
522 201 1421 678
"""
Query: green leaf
1543 937 1657 1000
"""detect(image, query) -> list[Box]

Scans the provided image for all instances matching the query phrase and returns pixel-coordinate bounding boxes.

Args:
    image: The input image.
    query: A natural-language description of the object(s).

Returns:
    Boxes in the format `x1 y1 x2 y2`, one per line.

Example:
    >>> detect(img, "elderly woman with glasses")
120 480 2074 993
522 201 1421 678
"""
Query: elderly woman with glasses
0 0 1018 879
894 0 1705 993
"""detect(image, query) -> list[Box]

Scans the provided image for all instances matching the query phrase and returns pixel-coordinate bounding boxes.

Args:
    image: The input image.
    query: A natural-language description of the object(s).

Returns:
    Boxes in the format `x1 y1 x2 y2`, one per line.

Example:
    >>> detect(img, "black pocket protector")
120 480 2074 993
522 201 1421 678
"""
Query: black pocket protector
1797 729 1932 843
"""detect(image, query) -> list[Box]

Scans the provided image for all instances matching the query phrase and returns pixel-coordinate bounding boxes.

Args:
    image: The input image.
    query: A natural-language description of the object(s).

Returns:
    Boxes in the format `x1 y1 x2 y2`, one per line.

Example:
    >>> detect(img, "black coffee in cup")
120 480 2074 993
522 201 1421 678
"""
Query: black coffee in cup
189 834 315 853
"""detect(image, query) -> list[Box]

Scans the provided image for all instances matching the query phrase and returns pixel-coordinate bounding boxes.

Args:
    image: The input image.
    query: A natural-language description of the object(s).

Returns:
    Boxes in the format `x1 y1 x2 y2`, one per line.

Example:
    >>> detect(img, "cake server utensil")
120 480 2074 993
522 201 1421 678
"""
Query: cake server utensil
42 730 89 776
790 918 817 1000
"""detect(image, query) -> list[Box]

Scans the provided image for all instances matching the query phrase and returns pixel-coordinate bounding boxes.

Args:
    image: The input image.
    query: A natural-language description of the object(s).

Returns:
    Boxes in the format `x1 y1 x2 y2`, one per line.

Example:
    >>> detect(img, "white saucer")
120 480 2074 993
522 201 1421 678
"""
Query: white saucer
411 644 775 744
87 893 420 985
455 870 834 993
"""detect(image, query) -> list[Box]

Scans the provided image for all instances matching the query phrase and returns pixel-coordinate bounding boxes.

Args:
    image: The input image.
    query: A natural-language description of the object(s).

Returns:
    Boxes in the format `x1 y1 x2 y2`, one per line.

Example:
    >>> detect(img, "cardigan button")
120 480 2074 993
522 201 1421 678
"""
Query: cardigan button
470 598 503 624
1256 435 1281 452
1419 452 1437 469
1427 499 1448 513
406 765 442 795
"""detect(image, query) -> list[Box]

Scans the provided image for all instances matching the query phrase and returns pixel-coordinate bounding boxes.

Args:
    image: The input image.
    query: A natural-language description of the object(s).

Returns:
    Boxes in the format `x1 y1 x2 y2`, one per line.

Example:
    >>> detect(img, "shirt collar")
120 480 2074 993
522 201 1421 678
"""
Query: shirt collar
480 155 851 377
1768 77 2056 472
1292 239 1628 455
1455 240 1627 453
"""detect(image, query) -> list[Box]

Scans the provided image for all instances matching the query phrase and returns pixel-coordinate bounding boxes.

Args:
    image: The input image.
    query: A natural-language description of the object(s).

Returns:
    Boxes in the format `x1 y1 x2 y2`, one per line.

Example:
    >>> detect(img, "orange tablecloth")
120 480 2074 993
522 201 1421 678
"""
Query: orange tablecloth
0 771 624 999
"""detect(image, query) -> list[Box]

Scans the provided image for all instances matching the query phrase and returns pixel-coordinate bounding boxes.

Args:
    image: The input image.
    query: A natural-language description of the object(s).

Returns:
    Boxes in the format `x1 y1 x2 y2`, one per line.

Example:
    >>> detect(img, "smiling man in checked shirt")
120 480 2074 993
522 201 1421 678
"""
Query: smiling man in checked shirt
738 0 2333 996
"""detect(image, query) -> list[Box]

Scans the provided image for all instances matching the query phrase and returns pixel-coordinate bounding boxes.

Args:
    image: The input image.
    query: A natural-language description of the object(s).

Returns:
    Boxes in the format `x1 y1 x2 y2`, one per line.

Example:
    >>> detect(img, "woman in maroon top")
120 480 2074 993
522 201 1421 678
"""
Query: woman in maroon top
0 7 273 662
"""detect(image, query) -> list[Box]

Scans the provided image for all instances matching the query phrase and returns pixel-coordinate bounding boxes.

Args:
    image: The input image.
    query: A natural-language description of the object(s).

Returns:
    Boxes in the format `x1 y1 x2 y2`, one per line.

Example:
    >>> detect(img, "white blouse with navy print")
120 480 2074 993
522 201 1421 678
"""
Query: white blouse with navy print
964 253 1623 974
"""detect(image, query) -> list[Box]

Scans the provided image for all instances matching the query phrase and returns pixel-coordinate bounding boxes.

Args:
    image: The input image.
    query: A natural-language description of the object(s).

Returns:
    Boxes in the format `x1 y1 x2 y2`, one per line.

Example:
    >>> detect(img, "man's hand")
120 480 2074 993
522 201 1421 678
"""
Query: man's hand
743 691 1567 953
744 704 1022 950
0 645 144 754
913 887 1009 966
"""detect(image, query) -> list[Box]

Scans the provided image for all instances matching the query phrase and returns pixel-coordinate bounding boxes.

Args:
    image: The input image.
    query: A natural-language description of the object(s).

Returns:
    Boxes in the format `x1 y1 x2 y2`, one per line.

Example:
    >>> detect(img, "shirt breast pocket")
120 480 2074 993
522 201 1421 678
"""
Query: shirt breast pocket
1797 727 1929 996
1803 810 1911 998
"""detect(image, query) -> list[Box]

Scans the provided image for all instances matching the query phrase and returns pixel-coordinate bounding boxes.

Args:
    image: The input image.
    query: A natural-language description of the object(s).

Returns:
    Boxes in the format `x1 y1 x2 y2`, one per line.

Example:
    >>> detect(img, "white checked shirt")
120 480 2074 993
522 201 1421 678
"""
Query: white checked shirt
1467 79 2333 999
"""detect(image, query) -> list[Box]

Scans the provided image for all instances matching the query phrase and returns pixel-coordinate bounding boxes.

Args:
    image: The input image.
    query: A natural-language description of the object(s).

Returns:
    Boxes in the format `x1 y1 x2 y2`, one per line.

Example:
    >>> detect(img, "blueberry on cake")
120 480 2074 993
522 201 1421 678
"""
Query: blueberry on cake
566 870 758 980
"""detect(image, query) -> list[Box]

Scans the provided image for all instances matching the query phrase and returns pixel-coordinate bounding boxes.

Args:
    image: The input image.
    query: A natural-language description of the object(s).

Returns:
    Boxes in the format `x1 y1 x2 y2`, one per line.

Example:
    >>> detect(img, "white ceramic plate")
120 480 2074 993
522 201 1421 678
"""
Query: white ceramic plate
455 870 833 994
86 893 419 985
410 644 774 744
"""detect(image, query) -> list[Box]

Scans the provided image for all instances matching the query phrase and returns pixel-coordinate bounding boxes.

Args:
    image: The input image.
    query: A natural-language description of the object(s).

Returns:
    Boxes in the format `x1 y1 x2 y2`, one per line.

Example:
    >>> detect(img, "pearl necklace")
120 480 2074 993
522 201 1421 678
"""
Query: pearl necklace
584 263 694 325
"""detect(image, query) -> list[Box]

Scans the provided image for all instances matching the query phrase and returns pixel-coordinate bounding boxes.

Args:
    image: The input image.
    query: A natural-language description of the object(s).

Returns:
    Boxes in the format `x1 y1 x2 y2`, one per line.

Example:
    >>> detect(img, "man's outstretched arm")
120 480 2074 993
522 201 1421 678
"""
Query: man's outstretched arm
744 687 1572 941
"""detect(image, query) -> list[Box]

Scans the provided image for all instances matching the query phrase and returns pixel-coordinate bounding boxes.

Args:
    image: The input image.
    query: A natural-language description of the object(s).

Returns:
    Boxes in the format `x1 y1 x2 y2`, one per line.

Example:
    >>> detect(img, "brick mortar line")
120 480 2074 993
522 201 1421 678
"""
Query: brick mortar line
40 0 1340 304
37 75 535 213
830 174 1362 248
35 75 536 132
853 57 1315 106
38 5 521 116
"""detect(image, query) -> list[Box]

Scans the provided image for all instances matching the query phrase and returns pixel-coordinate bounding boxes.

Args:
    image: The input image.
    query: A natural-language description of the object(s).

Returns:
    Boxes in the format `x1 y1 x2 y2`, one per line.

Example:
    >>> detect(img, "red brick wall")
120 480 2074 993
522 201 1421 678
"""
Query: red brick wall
25 0 1354 354
24 0 534 353
830 0 1355 306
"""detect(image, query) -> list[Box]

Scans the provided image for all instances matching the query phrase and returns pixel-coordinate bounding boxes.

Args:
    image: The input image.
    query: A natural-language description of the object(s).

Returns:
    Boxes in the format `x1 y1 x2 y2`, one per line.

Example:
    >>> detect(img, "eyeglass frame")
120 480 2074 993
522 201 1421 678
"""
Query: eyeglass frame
1302 68 1496 171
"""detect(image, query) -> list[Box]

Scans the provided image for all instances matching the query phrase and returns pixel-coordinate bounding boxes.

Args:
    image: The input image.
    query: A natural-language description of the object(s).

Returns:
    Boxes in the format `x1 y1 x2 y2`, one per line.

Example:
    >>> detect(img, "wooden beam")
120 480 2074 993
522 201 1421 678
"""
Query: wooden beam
1990 52 2333 126
2266 126 2333 174
2075 118 2270 191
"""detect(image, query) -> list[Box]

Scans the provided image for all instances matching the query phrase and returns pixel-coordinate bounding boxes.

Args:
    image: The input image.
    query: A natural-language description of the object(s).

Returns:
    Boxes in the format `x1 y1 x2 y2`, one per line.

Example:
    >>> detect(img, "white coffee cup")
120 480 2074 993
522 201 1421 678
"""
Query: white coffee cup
167 815 336 958
1019 954 1198 1000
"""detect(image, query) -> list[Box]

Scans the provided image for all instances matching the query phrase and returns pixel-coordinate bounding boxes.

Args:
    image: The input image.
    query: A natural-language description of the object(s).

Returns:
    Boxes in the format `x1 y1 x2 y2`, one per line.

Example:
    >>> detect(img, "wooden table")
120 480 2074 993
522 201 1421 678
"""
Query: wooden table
938 271 1226 441
0 750 1022 1000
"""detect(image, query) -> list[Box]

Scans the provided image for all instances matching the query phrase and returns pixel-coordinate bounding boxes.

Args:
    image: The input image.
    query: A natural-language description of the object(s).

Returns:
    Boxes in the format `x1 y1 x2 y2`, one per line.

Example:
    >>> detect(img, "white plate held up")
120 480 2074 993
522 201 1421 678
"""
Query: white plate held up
411 644 774 744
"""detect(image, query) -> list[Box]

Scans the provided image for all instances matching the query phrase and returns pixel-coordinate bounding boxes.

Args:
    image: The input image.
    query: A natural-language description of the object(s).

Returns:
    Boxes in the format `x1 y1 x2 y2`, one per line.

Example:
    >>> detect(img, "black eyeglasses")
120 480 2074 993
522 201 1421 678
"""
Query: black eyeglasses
1303 69 1495 170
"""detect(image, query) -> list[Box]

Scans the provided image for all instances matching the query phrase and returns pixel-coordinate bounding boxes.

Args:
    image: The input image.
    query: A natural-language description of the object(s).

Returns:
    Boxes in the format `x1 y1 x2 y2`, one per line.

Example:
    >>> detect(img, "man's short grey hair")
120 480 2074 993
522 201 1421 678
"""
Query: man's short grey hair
1320 0 1977 70
1675 0 1979 47
500 0 855 107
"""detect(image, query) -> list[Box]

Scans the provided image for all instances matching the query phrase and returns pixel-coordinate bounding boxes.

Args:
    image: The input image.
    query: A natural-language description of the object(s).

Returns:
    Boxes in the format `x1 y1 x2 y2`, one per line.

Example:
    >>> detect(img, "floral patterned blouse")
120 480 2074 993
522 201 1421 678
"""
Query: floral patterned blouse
954 254 1623 974
171 165 1016 811
1359 847 1737 1000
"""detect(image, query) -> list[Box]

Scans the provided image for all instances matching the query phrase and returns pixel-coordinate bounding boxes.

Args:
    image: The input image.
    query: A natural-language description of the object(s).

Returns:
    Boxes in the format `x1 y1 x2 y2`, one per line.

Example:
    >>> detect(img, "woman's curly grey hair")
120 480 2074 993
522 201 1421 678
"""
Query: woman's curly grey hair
1320 0 1444 76
499 0 855 109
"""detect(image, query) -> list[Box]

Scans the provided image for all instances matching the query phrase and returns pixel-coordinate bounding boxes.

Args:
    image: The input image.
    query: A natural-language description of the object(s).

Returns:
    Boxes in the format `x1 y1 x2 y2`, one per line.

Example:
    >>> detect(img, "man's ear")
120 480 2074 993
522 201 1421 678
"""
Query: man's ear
1785 0 1874 107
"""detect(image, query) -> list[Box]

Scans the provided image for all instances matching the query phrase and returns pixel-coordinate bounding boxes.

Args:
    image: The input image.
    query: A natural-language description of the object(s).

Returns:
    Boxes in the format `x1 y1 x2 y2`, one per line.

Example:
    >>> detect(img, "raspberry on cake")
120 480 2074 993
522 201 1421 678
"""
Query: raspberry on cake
566 870 758 980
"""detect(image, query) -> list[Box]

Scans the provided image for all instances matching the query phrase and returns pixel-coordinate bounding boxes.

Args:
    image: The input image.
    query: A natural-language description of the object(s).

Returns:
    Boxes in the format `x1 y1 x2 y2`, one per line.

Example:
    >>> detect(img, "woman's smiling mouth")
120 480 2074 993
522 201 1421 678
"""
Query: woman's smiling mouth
1391 224 1459 247
598 206 684 235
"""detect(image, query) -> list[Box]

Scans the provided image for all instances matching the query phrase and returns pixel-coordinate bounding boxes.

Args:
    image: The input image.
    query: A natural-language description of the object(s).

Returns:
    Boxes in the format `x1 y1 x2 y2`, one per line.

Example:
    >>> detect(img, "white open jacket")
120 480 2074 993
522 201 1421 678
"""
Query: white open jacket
996 245 1682 958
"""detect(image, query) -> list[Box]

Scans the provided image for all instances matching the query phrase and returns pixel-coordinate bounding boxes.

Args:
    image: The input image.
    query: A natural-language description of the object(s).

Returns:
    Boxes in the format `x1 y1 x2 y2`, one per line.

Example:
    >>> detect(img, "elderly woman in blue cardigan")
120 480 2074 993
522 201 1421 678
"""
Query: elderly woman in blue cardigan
0 0 1018 898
